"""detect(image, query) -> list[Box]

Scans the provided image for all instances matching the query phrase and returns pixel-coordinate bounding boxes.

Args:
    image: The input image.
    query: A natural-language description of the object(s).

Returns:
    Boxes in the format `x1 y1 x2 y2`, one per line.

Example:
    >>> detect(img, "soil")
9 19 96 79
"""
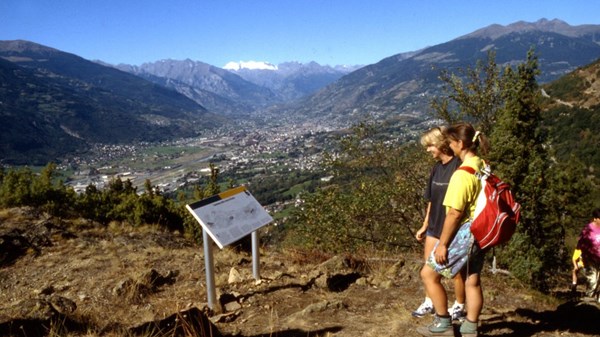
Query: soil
1 207 599 337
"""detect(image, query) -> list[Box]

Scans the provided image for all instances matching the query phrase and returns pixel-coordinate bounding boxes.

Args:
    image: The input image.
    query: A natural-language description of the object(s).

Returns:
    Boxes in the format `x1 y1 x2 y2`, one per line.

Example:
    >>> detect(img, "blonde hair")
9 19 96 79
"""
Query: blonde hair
420 127 453 156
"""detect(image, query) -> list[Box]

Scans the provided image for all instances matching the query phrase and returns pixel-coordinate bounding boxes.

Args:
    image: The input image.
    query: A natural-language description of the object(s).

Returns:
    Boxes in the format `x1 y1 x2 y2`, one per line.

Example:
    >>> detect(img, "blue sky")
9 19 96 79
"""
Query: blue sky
1 0 599 67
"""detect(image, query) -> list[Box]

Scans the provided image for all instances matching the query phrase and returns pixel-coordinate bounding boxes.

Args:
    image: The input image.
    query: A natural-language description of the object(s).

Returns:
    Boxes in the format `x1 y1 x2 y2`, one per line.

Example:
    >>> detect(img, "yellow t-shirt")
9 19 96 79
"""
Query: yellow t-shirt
443 156 483 224
572 248 584 267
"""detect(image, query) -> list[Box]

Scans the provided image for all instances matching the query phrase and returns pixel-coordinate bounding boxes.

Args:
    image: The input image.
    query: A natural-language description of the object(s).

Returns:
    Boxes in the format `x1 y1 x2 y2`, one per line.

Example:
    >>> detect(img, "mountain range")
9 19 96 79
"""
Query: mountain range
1 18 599 165
114 59 359 116
0 40 224 164
276 19 600 125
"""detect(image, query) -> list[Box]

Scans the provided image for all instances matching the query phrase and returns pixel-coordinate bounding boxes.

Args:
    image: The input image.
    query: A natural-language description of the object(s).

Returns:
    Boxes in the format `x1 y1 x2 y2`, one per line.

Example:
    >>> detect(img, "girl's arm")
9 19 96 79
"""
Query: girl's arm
433 207 464 265
416 202 432 241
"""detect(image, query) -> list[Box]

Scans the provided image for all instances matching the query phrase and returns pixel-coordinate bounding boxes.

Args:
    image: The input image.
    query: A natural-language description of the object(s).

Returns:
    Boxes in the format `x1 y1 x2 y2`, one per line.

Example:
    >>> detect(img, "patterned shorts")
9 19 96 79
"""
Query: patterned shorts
426 221 484 279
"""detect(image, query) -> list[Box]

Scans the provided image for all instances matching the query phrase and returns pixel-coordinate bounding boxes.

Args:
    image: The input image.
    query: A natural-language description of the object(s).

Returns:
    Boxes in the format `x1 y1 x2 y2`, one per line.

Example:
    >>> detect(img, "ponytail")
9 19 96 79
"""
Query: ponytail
471 130 490 156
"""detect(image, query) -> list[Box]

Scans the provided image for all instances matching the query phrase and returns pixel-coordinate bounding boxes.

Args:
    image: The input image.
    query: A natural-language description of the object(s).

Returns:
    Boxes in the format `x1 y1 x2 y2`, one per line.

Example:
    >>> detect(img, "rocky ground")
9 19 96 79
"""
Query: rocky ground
1 207 599 337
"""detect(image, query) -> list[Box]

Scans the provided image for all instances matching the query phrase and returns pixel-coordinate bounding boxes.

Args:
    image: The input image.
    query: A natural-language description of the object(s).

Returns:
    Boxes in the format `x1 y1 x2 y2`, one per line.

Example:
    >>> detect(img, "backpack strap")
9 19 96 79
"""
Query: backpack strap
458 166 476 175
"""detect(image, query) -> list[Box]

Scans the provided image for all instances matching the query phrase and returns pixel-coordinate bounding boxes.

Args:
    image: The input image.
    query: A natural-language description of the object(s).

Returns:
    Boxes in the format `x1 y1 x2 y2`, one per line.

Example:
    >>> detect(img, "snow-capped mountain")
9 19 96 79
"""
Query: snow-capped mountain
223 60 278 71
223 61 361 100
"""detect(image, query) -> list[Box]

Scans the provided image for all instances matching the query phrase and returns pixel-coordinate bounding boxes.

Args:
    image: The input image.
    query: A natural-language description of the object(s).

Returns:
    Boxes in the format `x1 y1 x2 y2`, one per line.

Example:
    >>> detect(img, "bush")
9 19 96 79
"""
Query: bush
284 123 430 253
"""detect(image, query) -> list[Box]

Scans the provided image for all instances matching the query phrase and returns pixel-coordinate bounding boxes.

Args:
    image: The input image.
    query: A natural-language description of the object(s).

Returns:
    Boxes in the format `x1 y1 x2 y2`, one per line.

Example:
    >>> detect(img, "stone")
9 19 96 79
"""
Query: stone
228 267 243 284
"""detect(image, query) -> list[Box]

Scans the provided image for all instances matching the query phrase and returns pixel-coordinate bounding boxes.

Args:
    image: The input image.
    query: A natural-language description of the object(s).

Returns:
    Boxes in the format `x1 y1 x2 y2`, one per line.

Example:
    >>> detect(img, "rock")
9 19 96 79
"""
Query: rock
308 255 364 291
355 277 369 286
378 279 394 289
315 273 329 289
139 269 178 288
386 260 405 277
293 300 347 317
228 267 243 284
36 285 55 296
113 278 134 296
49 295 77 315
8 298 56 321
0 296 77 336
218 292 239 313
0 230 33 267
113 269 178 300
224 301 242 312
129 307 223 337
211 311 241 323
0 215 76 267
316 255 350 274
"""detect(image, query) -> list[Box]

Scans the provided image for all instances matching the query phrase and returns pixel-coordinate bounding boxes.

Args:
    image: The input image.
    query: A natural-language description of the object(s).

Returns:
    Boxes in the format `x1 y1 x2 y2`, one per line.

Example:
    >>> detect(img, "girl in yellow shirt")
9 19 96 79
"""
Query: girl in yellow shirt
418 123 489 337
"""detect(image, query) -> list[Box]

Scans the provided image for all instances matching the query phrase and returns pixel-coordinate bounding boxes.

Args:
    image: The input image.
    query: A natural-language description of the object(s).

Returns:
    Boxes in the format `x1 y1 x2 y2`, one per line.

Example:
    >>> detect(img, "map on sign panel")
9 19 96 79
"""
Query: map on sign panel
186 186 273 249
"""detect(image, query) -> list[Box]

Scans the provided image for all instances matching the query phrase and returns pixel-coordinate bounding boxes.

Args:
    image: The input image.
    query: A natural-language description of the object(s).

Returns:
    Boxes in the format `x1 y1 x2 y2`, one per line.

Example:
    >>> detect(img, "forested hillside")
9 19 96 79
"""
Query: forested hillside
542 57 600 181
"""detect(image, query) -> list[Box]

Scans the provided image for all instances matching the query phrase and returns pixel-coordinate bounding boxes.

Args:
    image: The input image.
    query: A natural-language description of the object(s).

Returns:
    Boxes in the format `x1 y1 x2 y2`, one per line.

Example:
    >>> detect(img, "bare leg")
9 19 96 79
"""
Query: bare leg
422 236 439 299
421 264 448 316
464 272 483 322
453 271 466 304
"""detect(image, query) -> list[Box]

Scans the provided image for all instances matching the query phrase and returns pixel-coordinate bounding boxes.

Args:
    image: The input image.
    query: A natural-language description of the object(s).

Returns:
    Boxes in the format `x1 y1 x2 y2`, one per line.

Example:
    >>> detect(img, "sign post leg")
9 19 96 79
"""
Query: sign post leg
203 228 217 310
252 231 260 280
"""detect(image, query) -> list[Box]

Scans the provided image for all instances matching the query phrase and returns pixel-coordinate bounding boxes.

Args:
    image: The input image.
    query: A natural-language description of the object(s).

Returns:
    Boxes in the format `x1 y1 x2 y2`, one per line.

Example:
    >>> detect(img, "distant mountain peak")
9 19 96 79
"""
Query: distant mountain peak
223 61 278 71
459 18 594 40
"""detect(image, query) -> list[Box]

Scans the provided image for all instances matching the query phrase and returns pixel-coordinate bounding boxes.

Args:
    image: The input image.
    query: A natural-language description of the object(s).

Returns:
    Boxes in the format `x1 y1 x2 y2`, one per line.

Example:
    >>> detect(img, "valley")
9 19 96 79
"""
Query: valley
60 119 345 199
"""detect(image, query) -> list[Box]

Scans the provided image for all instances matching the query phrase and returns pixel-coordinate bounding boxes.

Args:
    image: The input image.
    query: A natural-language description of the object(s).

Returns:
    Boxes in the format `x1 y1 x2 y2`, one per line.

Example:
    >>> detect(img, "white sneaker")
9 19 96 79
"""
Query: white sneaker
451 302 466 321
412 300 434 318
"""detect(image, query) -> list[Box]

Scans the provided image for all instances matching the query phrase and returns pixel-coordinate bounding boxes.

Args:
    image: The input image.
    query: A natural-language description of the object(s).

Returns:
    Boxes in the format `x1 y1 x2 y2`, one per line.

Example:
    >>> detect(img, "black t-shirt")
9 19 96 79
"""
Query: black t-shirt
424 156 461 238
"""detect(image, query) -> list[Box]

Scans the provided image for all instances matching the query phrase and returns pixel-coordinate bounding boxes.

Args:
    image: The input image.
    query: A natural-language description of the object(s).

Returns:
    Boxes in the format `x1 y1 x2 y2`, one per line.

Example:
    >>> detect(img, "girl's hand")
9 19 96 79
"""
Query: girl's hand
434 244 448 265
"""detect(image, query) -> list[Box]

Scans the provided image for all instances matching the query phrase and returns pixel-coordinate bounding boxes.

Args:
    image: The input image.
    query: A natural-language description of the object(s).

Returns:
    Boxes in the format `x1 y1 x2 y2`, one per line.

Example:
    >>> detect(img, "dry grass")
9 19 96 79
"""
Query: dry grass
2 208 599 337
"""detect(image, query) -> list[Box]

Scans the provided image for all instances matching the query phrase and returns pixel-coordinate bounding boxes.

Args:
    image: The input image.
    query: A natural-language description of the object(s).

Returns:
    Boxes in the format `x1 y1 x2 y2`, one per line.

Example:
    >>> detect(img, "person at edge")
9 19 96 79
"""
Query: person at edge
576 208 600 302
417 123 489 337
571 248 584 294
413 127 466 321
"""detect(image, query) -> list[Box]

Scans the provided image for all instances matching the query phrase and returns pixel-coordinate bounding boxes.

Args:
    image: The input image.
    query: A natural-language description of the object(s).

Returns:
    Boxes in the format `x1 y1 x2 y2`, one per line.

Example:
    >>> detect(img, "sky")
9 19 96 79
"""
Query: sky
1 1 599 68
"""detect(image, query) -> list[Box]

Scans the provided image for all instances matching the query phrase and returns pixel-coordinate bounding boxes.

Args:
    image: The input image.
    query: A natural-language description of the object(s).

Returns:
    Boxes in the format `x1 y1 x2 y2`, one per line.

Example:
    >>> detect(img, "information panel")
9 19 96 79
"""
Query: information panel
186 186 273 249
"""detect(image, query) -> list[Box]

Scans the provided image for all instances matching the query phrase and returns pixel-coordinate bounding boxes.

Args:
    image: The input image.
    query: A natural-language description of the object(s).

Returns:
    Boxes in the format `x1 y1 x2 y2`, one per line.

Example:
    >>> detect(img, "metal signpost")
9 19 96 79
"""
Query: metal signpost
186 186 273 309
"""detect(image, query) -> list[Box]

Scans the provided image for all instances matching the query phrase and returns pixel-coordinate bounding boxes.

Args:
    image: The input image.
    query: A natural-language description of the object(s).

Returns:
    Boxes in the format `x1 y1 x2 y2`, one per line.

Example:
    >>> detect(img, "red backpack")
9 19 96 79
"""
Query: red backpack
458 164 521 250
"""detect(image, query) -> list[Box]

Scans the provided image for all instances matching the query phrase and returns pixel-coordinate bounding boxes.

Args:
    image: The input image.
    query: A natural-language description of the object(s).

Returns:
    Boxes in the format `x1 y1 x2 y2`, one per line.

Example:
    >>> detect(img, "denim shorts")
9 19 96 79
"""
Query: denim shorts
426 221 484 278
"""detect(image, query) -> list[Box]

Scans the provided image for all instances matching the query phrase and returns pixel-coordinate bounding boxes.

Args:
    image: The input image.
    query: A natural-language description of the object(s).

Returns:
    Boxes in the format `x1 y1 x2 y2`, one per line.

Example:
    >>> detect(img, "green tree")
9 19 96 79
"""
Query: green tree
0 163 75 217
185 163 223 243
0 167 35 207
431 51 503 135
286 123 430 253
31 163 76 216
76 184 107 222
486 51 556 287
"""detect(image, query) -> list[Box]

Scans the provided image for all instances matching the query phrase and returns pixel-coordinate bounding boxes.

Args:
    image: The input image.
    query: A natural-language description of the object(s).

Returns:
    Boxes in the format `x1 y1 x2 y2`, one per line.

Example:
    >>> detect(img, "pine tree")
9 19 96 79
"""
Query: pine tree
487 51 559 287
431 51 503 135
